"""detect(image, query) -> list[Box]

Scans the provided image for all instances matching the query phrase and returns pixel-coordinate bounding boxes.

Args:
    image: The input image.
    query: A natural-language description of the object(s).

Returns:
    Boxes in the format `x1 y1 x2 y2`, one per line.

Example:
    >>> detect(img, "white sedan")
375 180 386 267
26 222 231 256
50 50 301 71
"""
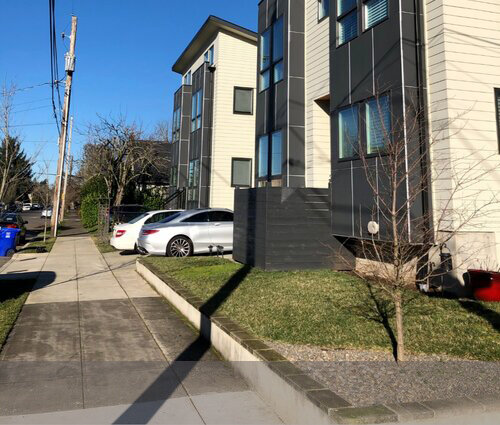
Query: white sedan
110 210 182 251
41 208 52 218
137 209 233 257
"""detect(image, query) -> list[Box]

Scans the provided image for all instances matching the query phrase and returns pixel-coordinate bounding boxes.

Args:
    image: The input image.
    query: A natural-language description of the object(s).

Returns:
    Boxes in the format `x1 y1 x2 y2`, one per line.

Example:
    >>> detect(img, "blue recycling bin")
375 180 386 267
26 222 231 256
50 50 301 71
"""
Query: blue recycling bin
0 228 20 257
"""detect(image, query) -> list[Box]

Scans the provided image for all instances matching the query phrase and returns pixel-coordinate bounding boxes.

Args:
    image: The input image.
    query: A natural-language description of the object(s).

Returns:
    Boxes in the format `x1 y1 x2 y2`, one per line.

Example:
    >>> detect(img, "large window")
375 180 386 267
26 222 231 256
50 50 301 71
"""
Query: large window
271 131 282 176
191 90 203 132
318 0 330 21
260 16 284 92
338 95 392 159
172 107 181 142
204 46 215 65
495 88 500 153
337 0 358 45
339 105 359 159
231 158 252 187
170 166 178 187
366 95 391 154
234 87 253 114
187 159 200 201
364 0 388 29
258 135 269 178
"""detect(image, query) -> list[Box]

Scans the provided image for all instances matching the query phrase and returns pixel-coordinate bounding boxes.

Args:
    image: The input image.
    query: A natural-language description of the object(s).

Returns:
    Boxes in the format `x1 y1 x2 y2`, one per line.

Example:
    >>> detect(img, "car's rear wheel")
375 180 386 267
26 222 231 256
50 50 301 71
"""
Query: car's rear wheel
167 236 192 258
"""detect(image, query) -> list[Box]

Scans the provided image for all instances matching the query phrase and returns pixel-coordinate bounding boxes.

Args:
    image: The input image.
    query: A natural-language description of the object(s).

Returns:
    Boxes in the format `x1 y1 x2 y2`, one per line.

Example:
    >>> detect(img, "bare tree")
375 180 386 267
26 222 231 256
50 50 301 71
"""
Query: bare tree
149 120 170 142
82 115 158 206
0 83 38 203
339 93 499 361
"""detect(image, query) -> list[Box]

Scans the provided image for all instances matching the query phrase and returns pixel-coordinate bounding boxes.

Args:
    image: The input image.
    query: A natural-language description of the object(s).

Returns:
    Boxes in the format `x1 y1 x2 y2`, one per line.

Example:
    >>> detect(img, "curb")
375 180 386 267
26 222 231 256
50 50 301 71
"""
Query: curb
137 259 498 424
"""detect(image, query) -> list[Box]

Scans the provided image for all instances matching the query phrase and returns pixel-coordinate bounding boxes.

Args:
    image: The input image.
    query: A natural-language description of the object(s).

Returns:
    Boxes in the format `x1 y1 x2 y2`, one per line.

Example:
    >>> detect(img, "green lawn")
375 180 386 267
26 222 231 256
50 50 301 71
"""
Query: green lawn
142 257 500 361
0 278 33 349
19 235 56 254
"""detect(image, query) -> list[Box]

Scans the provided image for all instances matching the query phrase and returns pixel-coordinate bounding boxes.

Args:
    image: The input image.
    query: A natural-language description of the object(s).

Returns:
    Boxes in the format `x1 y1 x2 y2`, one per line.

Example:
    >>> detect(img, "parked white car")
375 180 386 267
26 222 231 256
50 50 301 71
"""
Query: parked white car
137 209 234 257
110 210 182 251
41 208 52 218
22 203 31 211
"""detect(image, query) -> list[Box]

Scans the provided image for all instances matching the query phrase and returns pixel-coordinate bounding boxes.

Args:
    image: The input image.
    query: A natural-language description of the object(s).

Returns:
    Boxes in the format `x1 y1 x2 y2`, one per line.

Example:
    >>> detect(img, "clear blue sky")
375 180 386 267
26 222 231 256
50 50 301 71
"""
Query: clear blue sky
0 0 257 181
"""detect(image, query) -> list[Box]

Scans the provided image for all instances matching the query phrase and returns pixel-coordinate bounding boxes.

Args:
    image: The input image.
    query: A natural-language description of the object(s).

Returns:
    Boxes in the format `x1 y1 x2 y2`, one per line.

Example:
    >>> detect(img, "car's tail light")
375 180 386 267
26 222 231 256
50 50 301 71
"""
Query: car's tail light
115 230 126 238
142 230 159 236
6 224 17 229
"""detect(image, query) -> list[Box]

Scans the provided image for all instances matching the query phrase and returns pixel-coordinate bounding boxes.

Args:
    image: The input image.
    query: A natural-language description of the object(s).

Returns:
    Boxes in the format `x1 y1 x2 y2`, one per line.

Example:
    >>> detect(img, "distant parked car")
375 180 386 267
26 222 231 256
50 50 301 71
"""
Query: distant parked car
41 207 53 218
22 203 32 211
31 203 42 210
110 204 149 225
110 209 183 252
0 213 28 244
137 208 234 257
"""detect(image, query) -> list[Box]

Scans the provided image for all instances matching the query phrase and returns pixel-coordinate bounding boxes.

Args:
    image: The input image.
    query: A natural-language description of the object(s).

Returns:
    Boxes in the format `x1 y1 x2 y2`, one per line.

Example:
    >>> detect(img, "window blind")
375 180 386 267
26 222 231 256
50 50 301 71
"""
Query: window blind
365 0 388 29
339 10 358 44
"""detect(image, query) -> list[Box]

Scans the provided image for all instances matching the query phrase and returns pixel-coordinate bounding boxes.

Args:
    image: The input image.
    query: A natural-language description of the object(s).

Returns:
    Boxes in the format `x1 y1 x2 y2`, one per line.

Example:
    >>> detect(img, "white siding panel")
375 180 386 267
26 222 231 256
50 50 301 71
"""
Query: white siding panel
305 0 331 188
210 32 257 210
425 0 500 265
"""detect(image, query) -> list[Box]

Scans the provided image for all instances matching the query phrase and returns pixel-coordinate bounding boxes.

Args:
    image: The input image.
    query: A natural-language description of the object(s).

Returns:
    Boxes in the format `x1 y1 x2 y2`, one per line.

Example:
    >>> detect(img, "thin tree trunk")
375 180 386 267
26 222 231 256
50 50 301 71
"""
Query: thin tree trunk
114 187 124 206
394 290 405 362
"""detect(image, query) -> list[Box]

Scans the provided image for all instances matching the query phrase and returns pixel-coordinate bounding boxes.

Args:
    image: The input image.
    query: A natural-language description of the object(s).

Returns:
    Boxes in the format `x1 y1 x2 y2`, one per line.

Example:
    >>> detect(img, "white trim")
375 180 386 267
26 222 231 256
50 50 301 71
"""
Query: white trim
348 43 352 104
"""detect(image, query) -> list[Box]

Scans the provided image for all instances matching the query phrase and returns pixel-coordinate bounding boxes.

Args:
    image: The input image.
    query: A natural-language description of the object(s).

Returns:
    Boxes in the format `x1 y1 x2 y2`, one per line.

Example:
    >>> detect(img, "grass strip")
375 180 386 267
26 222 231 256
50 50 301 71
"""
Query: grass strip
0 278 34 349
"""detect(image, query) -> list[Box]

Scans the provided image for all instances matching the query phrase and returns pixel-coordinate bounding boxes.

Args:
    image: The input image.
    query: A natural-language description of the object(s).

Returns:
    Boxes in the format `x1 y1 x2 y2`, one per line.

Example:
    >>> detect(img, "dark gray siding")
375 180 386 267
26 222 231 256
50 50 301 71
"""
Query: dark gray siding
330 0 429 242
234 187 355 270
255 0 305 188
188 63 215 209
172 85 192 189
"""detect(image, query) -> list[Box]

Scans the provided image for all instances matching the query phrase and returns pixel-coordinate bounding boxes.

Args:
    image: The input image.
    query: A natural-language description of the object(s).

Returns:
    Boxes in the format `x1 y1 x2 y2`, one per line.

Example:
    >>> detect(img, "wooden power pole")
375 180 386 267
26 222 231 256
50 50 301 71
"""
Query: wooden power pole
52 16 77 236
60 115 73 222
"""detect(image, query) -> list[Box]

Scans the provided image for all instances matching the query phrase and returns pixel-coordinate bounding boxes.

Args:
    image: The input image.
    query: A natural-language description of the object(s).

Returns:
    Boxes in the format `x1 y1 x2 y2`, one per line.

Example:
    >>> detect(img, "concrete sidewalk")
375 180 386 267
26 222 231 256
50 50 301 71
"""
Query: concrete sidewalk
0 226 281 424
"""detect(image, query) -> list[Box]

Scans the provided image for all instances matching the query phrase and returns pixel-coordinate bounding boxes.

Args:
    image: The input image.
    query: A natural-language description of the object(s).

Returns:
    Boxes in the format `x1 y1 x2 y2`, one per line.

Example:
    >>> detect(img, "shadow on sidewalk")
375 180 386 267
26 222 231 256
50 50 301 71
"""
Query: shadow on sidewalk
113 265 252 424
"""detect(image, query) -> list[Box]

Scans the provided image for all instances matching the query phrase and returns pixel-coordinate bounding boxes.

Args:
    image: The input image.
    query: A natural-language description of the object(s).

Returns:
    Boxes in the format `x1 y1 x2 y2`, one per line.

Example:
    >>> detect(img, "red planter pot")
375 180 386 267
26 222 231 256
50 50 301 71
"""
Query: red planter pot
468 269 500 302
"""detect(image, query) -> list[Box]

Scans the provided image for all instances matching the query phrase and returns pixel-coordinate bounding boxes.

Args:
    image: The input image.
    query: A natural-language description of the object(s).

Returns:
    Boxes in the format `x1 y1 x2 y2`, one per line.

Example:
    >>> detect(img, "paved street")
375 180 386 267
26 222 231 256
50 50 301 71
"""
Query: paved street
0 217 281 424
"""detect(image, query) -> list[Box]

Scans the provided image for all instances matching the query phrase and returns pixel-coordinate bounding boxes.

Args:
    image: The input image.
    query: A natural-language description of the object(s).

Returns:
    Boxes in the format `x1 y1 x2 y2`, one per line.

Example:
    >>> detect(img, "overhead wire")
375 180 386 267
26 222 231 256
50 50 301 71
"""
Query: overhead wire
49 0 61 136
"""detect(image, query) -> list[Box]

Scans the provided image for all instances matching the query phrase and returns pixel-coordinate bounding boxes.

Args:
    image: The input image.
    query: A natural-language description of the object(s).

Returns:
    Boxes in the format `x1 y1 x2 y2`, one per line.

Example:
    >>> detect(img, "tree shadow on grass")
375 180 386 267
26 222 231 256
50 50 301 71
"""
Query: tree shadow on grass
459 300 500 333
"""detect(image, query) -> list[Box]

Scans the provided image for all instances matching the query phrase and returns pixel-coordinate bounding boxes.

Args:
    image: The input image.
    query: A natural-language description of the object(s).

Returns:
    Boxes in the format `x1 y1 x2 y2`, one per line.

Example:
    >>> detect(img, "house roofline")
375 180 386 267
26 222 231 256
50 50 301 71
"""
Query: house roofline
172 15 258 75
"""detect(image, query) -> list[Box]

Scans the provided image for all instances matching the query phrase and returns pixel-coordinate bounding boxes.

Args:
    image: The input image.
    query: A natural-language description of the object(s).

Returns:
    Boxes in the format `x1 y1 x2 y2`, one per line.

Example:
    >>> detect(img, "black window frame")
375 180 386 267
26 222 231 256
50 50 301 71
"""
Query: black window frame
172 107 181 142
259 15 284 93
336 92 392 162
231 157 252 188
495 88 500 153
233 87 254 115
318 0 330 22
362 0 389 32
256 129 283 184
191 89 203 133
187 158 200 202
336 0 359 47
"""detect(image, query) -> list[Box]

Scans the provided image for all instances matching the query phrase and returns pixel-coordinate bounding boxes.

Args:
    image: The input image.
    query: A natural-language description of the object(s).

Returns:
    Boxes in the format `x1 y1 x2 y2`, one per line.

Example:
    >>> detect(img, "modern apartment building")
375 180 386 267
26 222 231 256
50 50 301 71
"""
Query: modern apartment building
234 0 500 275
169 16 258 210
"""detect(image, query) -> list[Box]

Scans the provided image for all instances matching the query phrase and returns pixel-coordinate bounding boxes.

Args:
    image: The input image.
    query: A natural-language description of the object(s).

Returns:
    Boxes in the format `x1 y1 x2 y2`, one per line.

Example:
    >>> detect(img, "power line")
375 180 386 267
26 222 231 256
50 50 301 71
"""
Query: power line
9 122 55 128
49 0 61 135
12 97 52 107
13 105 52 114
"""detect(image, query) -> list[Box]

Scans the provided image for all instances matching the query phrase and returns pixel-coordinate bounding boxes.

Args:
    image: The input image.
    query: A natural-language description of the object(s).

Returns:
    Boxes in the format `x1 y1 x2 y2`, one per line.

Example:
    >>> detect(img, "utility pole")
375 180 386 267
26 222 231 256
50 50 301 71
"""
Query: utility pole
52 16 77 237
60 116 73 222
